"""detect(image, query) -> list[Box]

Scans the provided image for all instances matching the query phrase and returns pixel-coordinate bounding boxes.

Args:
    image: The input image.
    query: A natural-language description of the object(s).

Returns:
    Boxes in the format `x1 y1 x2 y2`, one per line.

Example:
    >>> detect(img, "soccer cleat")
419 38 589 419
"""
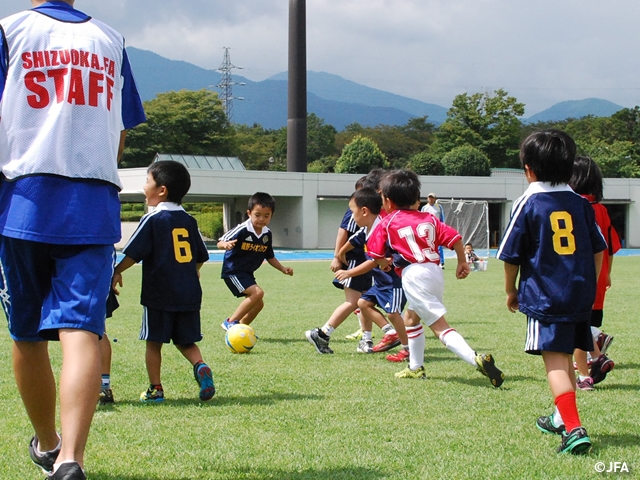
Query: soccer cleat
576 376 594 391
49 461 86 480
305 328 334 354
590 354 614 385
386 348 409 362
345 328 363 340
536 415 566 435
220 318 239 331
557 427 592 455
372 332 401 352
356 338 374 353
98 388 115 405
474 353 504 387
28 435 60 474
394 365 426 379
140 387 165 403
194 363 216 401
596 332 614 355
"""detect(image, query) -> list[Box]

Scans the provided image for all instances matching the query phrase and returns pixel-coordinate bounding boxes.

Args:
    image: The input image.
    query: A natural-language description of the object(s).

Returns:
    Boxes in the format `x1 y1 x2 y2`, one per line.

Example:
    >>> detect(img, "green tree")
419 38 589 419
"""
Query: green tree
307 113 337 163
335 135 389 174
121 89 234 168
433 89 524 168
233 123 281 170
441 145 491 176
406 151 444 175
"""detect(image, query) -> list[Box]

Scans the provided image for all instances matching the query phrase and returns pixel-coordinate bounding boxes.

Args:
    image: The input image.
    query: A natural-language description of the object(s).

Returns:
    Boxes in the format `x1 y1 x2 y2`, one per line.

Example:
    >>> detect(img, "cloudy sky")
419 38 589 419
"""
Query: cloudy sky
2 1 640 115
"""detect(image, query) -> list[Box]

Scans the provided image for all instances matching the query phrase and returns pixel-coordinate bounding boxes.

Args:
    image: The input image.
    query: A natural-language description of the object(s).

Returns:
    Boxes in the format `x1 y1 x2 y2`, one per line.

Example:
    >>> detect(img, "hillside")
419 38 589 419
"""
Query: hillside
526 98 625 123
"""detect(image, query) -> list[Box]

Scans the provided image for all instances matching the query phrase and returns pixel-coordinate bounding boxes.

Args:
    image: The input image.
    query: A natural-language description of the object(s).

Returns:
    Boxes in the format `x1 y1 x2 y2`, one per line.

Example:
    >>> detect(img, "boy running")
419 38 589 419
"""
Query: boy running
367 170 504 387
113 161 214 403
218 192 293 331
498 130 606 454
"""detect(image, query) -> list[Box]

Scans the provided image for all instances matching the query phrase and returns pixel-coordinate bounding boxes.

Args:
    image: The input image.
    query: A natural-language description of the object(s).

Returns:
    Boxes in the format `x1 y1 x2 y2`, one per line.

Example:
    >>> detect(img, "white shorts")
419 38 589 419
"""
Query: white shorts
401 262 446 326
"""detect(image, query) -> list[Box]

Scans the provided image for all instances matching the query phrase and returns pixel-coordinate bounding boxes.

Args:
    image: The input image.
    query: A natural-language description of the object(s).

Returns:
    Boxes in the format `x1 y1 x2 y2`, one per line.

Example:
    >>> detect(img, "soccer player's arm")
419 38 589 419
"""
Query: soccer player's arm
335 259 376 282
451 240 470 279
336 236 354 265
594 250 604 287
112 256 136 294
217 229 238 250
331 228 349 272
503 262 520 313
266 257 293 276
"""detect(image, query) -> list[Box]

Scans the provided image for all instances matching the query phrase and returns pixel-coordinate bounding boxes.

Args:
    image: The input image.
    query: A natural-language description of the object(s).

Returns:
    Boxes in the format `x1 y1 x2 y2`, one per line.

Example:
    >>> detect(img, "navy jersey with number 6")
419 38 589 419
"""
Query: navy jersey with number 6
497 183 607 323
123 203 209 311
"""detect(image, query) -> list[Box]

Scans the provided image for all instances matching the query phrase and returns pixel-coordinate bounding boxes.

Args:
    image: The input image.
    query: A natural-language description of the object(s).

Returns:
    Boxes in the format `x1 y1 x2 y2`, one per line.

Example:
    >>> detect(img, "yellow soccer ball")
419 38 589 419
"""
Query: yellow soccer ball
225 324 257 354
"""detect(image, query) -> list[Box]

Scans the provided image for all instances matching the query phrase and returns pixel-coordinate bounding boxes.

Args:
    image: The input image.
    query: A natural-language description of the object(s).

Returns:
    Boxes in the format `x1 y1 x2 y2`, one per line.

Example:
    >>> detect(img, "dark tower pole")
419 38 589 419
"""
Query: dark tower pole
287 0 307 172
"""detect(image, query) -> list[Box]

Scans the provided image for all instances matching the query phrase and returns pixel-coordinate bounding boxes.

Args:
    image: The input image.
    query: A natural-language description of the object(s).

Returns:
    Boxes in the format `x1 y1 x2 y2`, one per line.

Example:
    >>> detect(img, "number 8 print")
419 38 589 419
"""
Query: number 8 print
549 211 576 255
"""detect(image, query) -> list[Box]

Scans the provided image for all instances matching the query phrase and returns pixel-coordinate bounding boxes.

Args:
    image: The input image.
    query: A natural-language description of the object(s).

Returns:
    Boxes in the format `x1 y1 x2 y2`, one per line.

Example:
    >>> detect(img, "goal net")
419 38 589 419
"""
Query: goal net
437 199 490 261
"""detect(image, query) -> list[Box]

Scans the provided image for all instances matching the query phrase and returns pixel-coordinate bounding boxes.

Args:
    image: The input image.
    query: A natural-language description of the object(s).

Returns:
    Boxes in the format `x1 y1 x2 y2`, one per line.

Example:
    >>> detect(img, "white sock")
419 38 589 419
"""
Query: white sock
591 326 601 341
439 328 476 366
407 325 425 370
321 324 335 337
552 407 564 426
363 330 372 341
382 324 393 334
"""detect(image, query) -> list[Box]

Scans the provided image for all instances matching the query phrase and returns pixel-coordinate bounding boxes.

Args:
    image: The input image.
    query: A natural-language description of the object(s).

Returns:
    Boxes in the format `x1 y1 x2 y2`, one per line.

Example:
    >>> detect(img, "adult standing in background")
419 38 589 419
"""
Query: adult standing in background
0 2 145 479
421 192 446 268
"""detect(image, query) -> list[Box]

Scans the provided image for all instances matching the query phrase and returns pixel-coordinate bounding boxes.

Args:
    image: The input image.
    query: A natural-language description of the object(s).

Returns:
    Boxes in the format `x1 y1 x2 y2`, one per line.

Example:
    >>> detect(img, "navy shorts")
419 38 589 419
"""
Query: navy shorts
590 310 603 328
525 317 593 355
139 306 202 345
223 272 257 297
0 237 114 341
332 272 372 293
360 285 406 314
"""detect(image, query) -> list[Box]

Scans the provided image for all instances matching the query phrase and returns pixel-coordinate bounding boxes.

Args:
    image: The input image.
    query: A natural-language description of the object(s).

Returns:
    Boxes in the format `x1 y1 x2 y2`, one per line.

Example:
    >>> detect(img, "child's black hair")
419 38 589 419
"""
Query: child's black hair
519 129 576 186
570 156 604 202
362 168 387 190
379 169 421 209
147 160 191 204
355 176 368 190
350 187 382 215
248 192 276 213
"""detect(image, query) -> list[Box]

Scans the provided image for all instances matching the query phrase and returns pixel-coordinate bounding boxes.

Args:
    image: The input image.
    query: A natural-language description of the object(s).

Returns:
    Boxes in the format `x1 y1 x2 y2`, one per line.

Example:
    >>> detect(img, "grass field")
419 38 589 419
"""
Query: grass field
1 257 639 479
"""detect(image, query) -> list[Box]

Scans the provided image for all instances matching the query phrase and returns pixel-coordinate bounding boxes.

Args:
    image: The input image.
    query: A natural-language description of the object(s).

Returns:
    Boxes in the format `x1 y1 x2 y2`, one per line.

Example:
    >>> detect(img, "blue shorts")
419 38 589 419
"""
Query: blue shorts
223 272 256 297
332 272 372 293
139 306 202 345
0 237 114 341
360 285 406 314
525 317 593 355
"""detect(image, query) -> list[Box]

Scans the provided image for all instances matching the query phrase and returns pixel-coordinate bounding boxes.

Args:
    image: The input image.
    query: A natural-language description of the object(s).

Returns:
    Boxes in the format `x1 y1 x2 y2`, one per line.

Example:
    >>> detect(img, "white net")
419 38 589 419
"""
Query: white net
437 199 490 260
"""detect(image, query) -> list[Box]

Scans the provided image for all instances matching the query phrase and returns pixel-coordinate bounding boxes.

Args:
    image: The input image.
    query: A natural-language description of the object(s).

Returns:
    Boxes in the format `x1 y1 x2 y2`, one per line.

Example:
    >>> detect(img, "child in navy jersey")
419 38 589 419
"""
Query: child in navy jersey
498 130 606 454
218 192 293 331
113 161 214 404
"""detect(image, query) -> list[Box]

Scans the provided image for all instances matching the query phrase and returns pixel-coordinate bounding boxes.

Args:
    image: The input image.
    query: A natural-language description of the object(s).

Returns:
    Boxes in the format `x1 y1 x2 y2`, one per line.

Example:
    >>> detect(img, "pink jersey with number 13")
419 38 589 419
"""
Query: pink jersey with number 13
367 209 461 266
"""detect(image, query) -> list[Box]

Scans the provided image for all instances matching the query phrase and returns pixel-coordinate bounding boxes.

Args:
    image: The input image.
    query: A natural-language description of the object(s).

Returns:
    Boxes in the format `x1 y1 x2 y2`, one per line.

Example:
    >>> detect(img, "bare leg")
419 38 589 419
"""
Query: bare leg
543 351 576 397
573 349 589 377
57 329 101 467
230 285 264 325
145 341 163 386
12 341 59 452
387 312 408 345
327 287 361 329
99 333 112 376
175 343 203 366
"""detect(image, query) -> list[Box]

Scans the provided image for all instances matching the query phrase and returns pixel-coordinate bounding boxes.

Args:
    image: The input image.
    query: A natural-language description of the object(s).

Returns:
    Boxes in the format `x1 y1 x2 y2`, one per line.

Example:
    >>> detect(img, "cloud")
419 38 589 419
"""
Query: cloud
2 1 640 115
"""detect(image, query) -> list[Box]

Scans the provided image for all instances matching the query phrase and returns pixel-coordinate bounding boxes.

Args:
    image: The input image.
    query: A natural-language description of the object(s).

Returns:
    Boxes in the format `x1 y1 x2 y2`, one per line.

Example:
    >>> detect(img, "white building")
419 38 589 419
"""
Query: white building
117 157 640 249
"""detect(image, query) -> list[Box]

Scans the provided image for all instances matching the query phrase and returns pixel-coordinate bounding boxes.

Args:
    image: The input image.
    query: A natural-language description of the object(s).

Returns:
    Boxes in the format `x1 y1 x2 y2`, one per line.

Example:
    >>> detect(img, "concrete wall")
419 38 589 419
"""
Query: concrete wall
117 169 640 249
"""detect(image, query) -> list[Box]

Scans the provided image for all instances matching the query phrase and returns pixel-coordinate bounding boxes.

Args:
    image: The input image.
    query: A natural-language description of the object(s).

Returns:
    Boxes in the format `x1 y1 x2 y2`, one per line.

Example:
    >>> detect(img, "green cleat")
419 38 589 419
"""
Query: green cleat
475 353 504 387
558 427 592 455
536 415 565 435
394 365 426 379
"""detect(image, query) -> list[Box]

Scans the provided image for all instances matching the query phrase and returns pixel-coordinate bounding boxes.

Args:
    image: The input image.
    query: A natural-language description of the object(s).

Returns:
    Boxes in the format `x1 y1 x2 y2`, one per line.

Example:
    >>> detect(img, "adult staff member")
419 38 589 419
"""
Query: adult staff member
0 2 145 479
421 192 446 268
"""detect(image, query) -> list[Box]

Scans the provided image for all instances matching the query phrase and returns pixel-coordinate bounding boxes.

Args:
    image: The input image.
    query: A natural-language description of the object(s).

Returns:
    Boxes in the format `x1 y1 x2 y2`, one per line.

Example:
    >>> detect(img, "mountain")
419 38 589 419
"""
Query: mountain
525 98 625 123
126 47 447 129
